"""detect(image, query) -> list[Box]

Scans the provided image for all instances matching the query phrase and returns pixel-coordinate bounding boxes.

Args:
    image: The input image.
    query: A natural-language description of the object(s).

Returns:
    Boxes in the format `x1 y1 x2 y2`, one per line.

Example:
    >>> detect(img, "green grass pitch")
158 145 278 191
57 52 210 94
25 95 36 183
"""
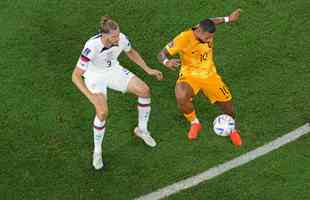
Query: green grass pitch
1 0 309 199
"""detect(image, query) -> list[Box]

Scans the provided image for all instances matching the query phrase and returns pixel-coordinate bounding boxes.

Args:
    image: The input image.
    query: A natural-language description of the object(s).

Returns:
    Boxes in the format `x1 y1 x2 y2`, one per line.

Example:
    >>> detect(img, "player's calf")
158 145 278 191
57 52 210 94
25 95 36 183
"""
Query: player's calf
216 101 235 118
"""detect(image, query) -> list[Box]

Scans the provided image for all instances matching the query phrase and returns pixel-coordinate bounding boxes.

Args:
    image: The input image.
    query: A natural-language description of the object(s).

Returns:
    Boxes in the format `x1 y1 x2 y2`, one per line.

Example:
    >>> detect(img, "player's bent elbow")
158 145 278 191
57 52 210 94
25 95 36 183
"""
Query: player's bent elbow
71 71 76 83
71 72 79 85
72 67 84 83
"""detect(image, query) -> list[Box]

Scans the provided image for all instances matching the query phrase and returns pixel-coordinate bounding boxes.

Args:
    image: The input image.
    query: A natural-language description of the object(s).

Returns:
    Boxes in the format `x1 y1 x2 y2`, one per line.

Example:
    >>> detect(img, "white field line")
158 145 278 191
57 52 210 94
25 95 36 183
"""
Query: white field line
135 123 310 200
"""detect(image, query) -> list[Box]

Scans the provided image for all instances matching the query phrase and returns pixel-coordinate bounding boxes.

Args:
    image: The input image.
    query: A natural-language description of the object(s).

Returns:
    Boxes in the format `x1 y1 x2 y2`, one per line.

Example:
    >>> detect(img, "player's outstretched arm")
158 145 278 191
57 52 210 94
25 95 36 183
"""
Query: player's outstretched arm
210 8 242 25
157 48 180 71
126 48 163 80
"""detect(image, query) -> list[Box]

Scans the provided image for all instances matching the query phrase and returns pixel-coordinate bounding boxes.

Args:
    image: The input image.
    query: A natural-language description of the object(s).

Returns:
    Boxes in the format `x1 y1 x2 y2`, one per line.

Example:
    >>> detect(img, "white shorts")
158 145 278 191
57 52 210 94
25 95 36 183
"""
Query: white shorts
84 65 135 95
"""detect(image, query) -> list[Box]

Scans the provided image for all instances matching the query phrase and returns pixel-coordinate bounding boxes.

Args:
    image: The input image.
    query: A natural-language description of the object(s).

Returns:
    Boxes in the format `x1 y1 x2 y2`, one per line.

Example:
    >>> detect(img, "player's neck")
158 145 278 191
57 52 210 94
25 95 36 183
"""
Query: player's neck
192 30 204 43
101 36 112 48
192 29 212 44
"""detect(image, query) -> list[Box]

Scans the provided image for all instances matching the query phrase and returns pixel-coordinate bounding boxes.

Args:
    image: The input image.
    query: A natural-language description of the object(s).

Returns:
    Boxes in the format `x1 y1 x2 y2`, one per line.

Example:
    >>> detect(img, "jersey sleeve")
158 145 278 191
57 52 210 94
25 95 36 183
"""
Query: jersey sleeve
76 42 97 70
121 34 132 52
166 32 188 56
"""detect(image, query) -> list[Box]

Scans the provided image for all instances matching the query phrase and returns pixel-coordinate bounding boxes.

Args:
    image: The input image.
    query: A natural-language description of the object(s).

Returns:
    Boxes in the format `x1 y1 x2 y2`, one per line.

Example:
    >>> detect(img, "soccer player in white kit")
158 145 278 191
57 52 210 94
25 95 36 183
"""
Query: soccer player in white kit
72 16 163 170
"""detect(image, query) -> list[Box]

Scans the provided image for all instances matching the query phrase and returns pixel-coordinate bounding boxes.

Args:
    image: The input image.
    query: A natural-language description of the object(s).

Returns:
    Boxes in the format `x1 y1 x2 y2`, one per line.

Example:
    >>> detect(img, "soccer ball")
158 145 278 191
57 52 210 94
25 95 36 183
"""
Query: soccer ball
213 114 235 137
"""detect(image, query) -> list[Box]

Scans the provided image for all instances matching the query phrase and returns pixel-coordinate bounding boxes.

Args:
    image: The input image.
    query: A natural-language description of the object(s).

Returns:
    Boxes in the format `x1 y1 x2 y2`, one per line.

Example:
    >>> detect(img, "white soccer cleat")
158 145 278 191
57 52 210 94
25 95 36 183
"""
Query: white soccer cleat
92 152 104 170
134 127 157 147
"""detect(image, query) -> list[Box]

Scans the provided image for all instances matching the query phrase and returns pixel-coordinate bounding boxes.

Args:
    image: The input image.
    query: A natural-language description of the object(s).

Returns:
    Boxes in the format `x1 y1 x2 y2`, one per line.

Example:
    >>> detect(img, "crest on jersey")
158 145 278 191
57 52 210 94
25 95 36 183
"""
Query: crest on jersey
82 48 91 56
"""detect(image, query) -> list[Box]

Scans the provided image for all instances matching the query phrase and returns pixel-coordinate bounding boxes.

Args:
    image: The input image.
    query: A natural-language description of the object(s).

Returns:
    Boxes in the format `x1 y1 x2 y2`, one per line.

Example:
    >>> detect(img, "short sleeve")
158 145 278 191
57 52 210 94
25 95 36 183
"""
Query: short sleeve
76 42 97 70
121 34 132 52
166 32 188 56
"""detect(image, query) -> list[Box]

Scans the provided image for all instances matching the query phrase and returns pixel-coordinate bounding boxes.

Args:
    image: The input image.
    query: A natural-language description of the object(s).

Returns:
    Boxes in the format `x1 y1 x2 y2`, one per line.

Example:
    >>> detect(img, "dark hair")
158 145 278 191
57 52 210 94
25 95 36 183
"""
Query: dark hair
99 16 119 34
199 19 216 33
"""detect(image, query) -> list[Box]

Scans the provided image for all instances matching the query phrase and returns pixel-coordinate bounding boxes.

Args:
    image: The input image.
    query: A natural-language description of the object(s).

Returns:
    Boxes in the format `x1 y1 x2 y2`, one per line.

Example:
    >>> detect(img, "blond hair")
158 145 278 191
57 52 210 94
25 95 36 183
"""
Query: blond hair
99 16 119 34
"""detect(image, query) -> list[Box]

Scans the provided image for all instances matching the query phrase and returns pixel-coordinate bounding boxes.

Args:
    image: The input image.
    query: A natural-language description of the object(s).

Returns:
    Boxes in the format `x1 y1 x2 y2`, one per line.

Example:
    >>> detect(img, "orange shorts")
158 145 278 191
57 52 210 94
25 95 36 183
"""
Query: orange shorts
176 72 232 104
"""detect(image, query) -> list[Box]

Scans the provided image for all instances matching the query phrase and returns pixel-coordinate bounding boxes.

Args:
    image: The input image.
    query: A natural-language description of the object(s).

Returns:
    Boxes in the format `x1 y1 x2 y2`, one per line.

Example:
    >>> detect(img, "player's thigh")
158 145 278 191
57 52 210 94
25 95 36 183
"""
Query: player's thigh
175 74 199 102
84 77 108 118
201 75 232 104
84 72 108 96
127 76 150 98
106 66 141 94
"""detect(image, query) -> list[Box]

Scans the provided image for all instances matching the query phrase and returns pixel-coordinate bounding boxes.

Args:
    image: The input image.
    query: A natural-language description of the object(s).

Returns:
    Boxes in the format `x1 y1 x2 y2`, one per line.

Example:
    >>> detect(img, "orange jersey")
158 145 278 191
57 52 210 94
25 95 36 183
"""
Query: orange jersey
166 29 217 78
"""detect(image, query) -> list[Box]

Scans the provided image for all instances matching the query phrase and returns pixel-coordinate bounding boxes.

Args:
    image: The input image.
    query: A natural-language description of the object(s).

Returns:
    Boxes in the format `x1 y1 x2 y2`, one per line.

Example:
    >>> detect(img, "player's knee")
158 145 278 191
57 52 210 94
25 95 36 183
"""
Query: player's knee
138 84 150 98
97 112 108 121
96 108 108 121
175 91 189 105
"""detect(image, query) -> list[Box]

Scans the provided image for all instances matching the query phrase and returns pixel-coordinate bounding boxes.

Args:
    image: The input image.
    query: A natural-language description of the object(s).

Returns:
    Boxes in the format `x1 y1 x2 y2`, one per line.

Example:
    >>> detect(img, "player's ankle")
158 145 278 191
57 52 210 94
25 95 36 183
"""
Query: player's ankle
191 118 200 124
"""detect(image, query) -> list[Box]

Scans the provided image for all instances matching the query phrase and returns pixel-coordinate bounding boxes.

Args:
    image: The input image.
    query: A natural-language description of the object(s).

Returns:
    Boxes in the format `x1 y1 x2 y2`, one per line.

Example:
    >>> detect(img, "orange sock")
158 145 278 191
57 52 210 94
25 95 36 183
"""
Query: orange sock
184 111 197 123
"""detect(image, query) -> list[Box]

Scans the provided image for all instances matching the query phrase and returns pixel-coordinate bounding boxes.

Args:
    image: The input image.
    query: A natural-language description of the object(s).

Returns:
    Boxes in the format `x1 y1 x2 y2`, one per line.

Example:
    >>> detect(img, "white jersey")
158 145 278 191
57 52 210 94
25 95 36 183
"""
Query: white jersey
77 32 132 73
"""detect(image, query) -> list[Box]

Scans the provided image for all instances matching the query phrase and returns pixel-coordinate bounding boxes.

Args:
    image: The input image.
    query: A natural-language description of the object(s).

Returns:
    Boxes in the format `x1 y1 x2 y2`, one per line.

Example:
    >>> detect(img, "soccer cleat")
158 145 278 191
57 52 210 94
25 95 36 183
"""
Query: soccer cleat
188 123 202 140
92 152 104 170
230 130 242 147
134 127 157 147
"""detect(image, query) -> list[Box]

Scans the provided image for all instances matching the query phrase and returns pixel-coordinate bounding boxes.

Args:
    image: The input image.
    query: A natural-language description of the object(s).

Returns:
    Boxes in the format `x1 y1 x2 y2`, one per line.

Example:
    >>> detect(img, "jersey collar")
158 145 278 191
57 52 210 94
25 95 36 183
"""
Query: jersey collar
100 44 118 53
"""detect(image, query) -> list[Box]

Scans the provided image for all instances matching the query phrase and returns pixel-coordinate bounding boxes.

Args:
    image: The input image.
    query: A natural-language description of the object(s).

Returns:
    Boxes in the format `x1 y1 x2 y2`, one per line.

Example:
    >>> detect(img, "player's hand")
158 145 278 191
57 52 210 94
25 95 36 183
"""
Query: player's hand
146 68 164 80
164 59 180 71
229 8 242 22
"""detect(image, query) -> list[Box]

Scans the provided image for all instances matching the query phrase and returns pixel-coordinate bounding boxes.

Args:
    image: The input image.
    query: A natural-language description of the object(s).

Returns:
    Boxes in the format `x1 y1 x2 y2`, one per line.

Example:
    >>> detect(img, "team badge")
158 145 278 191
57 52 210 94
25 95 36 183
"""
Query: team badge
82 48 91 56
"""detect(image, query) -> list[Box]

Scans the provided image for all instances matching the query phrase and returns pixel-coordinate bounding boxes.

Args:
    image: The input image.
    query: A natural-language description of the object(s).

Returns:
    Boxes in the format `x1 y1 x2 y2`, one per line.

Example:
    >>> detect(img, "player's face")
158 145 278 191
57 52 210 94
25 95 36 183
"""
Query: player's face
107 29 120 45
195 27 213 43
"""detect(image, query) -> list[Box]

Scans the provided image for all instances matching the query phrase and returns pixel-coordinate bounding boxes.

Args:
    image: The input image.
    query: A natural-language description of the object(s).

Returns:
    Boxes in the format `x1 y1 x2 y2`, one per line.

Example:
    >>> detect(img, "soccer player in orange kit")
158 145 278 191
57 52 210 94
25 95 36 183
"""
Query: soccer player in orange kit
157 9 242 146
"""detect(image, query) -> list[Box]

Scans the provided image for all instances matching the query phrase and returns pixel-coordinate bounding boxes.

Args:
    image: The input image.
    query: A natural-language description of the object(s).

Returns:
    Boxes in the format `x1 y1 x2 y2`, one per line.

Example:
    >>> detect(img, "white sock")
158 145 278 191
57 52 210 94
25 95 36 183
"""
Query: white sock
93 116 105 154
138 97 151 132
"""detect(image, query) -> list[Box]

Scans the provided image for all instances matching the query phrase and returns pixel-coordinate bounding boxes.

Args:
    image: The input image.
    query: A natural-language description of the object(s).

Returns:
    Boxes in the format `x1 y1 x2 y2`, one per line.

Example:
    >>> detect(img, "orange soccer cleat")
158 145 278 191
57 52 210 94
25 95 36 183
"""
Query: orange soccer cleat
188 123 202 140
230 129 242 147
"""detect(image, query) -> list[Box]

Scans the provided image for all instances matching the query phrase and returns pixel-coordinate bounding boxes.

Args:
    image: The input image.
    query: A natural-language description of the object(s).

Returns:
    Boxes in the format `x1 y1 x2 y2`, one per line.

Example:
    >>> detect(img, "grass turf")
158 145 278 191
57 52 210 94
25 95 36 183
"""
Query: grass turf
0 0 309 199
